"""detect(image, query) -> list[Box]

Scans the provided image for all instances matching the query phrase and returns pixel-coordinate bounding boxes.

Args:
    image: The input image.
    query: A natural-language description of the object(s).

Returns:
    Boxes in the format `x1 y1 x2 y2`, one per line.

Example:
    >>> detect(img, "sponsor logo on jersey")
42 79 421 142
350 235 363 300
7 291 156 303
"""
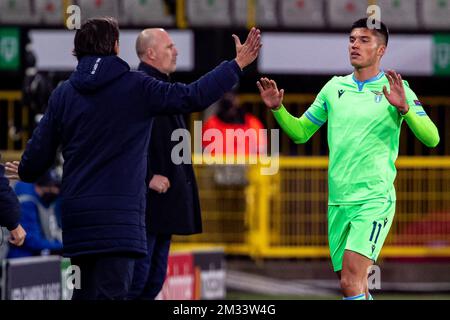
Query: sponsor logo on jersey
414 100 423 106
338 89 345 98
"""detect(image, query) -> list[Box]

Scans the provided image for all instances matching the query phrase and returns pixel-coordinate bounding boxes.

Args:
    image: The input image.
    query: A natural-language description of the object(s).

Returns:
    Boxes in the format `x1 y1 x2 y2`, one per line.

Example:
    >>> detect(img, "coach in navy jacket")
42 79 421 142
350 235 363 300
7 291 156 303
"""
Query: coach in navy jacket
13 18 261 299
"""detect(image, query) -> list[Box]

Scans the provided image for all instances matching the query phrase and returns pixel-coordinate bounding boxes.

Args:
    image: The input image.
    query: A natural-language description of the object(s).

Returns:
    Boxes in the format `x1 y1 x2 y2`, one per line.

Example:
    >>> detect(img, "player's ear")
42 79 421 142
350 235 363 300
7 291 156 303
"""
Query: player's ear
377 44 386 58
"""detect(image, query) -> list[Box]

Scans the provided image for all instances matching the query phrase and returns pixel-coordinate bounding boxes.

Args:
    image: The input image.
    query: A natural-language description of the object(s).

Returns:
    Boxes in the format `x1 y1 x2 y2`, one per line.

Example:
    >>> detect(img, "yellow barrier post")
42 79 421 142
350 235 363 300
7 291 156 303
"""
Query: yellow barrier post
247 162 273 258
176 0 188 29
247 0 256 30
0 91 22 151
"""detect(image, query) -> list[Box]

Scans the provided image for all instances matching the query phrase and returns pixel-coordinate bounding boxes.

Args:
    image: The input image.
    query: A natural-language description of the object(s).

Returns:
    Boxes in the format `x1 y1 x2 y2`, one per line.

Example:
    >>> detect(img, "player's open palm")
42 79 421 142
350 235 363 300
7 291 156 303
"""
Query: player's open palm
257 78 284 110
383 70 409 114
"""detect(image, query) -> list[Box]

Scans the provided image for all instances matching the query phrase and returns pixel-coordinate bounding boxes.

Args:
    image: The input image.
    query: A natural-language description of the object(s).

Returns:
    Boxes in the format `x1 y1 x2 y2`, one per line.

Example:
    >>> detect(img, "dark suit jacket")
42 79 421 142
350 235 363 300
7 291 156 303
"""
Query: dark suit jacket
140 63 202 235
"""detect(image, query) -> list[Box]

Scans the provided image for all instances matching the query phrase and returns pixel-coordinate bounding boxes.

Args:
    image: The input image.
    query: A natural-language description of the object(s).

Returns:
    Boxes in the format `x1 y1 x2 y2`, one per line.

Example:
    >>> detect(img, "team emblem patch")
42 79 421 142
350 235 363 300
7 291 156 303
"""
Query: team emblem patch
372 90 383 103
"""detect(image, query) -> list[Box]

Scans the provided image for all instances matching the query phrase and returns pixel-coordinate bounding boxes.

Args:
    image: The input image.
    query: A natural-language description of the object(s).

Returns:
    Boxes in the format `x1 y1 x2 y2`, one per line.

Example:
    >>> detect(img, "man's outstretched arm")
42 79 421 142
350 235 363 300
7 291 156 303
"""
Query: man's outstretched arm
402 110 440 148
272 106 321 144
257 77 324 144
144 28 262 116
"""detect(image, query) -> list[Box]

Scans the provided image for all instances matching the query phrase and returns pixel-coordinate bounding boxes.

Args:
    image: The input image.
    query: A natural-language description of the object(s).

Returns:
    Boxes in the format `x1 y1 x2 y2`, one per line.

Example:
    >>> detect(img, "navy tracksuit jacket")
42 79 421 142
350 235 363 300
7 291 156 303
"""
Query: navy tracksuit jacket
18 55 241 258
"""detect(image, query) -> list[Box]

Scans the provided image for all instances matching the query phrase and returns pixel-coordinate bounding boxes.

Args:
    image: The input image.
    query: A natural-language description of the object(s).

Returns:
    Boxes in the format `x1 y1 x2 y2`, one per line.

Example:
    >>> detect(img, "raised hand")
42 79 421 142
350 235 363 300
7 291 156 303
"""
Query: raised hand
383 70 409 115
257 77 285 110
233 27 262 70
4 161 20 180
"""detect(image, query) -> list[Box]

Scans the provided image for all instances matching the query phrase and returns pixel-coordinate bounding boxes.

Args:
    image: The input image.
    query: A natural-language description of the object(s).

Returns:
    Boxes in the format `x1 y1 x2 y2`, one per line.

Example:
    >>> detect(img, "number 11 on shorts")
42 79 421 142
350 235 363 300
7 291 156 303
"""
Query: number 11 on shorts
369 221 382 244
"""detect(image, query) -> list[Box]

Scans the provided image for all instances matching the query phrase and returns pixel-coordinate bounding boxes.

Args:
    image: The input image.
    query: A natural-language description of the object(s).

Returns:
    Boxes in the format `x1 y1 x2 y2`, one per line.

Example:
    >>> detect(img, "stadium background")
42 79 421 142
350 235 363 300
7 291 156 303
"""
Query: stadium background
0 0 449 300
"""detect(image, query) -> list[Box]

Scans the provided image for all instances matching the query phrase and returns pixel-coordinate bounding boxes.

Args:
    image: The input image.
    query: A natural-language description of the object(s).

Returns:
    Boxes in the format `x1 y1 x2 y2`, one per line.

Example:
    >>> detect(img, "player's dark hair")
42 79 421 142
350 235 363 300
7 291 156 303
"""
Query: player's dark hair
73 17 119 61
351 18 389 46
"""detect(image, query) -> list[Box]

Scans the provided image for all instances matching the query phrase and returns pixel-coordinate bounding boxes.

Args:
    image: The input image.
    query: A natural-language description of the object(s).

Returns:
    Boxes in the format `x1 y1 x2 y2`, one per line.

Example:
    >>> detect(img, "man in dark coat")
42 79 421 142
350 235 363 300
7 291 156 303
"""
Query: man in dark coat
5 18 261 300
127 28 204 300
0 159 26 247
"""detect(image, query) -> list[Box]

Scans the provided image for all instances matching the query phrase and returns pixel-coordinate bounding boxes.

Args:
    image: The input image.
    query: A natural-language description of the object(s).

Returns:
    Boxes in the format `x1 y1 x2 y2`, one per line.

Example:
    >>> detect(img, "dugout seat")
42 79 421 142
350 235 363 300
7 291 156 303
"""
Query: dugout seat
327 0 367 29
232 0 278 27
0 0 38 25
280 0 325 28
375 0 419 30
186 0 231 27
420 0 450 30
76 0 124 24
123 0 174 27
35 0 65 25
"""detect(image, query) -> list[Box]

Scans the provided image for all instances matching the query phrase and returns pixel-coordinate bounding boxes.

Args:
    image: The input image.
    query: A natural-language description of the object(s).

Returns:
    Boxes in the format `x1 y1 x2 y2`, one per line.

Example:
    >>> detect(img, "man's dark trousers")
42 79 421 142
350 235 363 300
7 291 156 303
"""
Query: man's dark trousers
71 253 136 300
127 233 171 300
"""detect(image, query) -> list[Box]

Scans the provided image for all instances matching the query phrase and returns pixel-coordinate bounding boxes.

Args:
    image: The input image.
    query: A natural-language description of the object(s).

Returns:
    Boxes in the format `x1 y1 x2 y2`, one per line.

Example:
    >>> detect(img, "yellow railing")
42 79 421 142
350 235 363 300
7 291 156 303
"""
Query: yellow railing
173 156 450 259
0 91 30 152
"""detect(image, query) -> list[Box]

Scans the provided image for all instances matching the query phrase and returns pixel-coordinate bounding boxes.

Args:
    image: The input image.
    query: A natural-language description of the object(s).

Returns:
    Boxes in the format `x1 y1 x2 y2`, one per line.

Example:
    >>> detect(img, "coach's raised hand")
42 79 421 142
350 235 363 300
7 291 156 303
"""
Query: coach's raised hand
233 28 262 70
257 77 285 110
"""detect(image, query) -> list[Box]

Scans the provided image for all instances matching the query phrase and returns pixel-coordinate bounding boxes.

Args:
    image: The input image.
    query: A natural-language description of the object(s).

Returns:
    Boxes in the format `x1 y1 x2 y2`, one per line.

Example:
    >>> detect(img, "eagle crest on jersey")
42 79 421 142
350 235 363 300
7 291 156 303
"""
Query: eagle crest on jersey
371 90 384 103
